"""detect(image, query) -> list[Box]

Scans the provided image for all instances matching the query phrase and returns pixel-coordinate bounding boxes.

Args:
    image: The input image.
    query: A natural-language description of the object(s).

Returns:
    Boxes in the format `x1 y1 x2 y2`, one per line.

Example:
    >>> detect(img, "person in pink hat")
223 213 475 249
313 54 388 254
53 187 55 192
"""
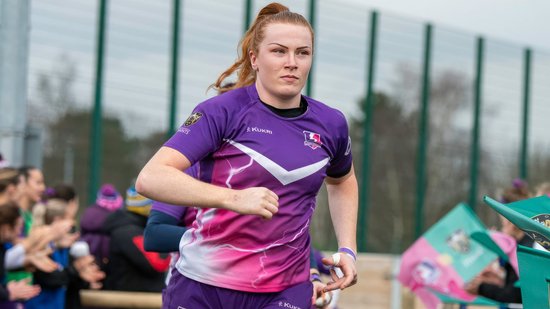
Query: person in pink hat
79 184 123 274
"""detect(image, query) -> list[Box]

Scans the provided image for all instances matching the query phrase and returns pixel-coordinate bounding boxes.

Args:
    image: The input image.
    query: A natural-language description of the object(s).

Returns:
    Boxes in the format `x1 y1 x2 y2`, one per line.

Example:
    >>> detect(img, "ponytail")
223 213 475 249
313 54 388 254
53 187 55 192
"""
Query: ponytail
211 2 312 94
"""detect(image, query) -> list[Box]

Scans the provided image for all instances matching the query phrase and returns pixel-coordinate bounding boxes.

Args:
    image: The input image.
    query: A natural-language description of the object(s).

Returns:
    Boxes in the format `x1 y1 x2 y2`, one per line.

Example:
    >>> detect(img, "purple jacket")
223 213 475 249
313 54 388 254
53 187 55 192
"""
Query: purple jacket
79 204 113 271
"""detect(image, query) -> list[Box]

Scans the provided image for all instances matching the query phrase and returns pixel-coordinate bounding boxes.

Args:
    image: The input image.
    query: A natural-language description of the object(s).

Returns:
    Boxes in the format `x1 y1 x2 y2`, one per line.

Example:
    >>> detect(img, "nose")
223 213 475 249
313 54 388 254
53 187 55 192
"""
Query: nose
285 53 297 69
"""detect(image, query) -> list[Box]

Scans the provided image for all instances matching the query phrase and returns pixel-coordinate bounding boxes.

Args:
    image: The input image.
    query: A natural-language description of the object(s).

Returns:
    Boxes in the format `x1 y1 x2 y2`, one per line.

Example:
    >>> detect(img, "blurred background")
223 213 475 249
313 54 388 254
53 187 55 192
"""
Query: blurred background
1 0 549 255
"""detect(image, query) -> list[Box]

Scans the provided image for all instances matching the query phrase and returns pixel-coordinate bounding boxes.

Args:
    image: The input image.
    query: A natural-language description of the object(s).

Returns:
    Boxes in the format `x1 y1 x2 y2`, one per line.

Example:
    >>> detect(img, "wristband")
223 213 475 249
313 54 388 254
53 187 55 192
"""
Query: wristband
338 247 357 262
310 273 322 283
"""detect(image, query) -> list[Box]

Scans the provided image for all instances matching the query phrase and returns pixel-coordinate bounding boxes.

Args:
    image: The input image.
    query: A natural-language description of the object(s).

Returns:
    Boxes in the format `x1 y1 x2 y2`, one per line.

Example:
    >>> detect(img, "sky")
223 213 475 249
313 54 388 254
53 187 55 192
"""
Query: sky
347 0 550 51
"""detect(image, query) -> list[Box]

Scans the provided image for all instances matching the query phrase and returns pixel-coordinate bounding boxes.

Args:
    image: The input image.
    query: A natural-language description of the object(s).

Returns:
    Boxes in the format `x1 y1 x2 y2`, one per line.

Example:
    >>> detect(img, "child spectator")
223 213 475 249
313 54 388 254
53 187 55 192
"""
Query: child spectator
79 184 123 273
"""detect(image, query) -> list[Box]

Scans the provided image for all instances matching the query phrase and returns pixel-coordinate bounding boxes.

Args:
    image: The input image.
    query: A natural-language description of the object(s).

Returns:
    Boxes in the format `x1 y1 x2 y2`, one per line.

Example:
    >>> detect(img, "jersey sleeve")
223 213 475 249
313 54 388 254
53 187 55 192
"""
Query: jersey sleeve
164 98 229 165
326 111 353 178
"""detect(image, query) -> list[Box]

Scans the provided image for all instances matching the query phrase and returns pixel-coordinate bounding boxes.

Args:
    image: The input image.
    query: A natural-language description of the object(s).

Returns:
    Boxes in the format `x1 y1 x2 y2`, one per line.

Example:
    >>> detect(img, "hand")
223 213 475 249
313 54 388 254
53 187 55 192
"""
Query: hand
73 255 95 272
464 276 482 295
56 232 80 248
312 280 332 308
7 278 41 301
49 219 74 241
228 187 279 219
321 252 357 292
74 255 105 285
21 226 53 252
480 265 505 287
25 247 58 273
78 264 105 285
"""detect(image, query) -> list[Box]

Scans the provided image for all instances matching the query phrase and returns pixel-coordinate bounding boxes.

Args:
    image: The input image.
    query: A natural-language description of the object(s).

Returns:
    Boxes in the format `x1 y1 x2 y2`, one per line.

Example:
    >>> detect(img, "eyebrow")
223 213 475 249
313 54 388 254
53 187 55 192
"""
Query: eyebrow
267 43 311 50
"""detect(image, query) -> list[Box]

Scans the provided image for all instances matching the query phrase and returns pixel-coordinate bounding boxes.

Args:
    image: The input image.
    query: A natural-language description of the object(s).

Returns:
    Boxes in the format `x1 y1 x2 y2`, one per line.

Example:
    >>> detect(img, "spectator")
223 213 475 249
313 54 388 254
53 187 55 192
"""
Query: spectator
0 202 41 305
43 184 104 309
0 168 20 205
2 167 46 307
102 187 169 292
535 182 550 197
79 184 123 273
26 198 104 309
465 178 532 304
17 166 46 235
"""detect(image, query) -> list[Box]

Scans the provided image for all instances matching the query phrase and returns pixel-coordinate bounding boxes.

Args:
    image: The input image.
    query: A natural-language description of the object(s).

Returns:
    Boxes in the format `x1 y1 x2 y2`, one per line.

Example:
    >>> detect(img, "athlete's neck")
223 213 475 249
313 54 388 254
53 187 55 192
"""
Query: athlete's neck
260 97 307 118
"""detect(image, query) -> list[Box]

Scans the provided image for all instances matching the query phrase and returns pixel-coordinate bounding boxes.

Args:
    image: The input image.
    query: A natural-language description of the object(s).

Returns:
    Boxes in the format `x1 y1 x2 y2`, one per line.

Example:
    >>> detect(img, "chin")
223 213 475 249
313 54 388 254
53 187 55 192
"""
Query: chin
278 88 302 99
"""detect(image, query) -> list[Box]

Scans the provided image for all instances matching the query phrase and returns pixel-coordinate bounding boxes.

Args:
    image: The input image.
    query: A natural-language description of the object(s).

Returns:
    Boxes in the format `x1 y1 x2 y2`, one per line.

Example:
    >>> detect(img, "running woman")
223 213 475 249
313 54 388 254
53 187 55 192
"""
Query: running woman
136 3 358 308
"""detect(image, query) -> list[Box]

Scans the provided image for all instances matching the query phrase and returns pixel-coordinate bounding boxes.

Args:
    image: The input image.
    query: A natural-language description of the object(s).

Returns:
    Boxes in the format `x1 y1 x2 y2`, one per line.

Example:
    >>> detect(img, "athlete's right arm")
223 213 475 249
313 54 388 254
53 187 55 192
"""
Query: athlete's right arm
136 146 279 219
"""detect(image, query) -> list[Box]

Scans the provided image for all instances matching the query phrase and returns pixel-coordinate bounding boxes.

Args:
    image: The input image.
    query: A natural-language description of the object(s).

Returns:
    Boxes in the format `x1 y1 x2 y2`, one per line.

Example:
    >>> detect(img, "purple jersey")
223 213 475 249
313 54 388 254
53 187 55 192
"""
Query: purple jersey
164 84 352 292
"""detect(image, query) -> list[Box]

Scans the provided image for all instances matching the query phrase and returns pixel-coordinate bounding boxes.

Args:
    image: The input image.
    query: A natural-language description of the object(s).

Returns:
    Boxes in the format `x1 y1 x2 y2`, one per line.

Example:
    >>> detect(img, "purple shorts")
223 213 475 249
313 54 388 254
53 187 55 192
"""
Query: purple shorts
162 270 313 309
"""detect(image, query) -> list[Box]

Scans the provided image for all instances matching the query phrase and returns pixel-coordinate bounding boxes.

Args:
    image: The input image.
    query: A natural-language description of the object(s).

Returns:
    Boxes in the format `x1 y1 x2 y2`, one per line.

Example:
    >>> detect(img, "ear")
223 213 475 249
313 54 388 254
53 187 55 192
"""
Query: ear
249 50 258 71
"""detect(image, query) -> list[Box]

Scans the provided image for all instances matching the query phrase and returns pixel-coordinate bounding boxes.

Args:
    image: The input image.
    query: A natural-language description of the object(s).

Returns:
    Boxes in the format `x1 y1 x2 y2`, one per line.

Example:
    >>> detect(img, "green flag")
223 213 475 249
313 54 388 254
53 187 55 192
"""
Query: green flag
483 195 550 250
516 245 550 309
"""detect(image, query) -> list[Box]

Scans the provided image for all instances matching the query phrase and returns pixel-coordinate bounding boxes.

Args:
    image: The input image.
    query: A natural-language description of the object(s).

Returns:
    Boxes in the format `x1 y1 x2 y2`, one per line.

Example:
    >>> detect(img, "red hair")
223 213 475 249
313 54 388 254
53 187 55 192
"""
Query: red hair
211 2 314 93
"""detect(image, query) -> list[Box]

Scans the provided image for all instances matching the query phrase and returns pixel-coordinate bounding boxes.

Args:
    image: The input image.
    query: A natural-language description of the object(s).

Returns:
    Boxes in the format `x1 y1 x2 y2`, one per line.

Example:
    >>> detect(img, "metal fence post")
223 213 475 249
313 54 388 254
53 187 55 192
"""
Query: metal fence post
414 23 433 239
243 0 252 33
469 37 484 211
358 10 378 252
167 0 182 137
88 0 108 204
305 0 316 97
520 48 532 180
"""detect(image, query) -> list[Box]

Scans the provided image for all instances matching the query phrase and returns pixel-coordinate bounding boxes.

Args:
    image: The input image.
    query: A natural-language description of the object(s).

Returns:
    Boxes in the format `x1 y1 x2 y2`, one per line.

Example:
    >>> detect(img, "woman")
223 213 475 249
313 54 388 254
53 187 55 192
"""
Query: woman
137 3 358 308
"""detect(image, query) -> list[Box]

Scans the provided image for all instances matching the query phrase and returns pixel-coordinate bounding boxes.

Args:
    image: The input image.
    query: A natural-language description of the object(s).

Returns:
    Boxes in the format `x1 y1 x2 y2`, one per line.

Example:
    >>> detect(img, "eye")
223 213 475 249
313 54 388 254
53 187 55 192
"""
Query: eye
297 50 311 56
272 49 285 54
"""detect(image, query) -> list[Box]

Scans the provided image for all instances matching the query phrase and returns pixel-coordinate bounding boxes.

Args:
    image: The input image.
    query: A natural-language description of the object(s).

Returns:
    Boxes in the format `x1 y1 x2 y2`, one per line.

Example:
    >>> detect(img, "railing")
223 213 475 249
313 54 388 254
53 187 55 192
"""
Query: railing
80 290 161 309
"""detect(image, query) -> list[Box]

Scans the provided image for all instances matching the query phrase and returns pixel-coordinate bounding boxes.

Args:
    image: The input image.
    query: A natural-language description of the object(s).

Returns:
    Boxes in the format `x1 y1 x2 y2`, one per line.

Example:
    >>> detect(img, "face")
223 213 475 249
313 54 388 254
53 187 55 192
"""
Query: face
65 198 79 220
10 175 25 202
250 23 313 108
25 169 46 203
0 217 23 243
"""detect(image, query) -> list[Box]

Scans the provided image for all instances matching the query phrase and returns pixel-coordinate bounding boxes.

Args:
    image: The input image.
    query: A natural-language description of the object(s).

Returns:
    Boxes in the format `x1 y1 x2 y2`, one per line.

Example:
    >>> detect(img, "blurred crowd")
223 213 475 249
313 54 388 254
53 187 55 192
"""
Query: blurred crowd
0 153 170 309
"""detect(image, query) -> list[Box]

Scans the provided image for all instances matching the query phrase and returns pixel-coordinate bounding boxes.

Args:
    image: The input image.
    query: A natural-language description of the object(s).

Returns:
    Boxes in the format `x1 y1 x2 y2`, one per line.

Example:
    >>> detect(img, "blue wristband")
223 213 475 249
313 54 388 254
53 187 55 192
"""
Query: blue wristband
338 247 357 262
310 273 322 282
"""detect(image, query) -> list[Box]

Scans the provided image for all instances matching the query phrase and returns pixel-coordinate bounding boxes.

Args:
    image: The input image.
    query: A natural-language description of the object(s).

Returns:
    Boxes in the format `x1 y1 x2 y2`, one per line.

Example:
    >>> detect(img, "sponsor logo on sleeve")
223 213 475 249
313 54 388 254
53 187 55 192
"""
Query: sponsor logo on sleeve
184 112 203 126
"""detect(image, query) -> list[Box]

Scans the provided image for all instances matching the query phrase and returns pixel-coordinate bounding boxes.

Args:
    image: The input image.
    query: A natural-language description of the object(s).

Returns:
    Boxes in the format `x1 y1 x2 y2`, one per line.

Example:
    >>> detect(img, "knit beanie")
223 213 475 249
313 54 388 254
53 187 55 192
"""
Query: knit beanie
125 186 152 216
96 184 123 211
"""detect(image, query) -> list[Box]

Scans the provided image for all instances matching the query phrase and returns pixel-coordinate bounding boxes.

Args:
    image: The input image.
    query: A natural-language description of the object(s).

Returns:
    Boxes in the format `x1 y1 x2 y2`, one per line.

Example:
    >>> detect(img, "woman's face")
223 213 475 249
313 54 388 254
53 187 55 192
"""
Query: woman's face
25 169 46 203
250 23 312 108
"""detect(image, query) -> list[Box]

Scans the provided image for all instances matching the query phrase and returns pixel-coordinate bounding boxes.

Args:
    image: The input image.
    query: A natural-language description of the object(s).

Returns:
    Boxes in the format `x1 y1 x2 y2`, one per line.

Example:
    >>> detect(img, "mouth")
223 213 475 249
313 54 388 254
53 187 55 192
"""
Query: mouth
281 75 299 82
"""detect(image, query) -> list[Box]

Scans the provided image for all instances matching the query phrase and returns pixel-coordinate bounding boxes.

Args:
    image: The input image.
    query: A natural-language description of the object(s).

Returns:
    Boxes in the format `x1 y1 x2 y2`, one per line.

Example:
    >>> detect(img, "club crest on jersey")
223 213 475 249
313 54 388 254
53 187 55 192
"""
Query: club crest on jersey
303 131 323 150
184 112 203 126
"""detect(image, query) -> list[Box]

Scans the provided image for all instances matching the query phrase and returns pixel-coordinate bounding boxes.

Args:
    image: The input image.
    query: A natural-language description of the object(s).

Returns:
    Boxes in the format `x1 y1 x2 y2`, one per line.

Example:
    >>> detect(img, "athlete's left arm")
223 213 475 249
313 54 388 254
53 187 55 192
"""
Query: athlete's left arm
323 166 358 291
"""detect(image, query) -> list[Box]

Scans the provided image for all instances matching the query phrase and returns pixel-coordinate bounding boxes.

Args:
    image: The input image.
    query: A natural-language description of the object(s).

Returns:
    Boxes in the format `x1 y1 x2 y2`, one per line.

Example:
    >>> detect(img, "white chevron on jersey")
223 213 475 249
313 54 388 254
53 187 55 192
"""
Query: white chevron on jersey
225 139 329 185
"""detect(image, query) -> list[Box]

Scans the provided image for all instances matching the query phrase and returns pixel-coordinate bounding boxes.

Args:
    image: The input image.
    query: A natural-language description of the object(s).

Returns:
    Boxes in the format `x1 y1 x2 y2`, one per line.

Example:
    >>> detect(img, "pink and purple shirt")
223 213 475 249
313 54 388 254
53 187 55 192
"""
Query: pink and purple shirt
163 84 352 292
